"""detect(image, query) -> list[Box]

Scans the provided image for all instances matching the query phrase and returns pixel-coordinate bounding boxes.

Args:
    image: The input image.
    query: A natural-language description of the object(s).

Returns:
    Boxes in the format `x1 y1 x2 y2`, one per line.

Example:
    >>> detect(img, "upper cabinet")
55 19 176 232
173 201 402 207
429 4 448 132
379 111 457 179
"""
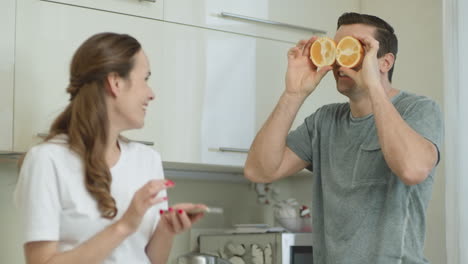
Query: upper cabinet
14 0 165 151
0 0 16 151
12 0 358 167
164 0 323 42
164 0 360 42
157 22 285 166
39 0 163 20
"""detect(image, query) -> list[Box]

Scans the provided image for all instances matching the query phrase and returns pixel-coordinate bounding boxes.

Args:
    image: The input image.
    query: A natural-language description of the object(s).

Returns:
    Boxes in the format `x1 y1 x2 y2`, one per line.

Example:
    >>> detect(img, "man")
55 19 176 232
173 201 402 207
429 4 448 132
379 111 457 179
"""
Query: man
244 12 443 263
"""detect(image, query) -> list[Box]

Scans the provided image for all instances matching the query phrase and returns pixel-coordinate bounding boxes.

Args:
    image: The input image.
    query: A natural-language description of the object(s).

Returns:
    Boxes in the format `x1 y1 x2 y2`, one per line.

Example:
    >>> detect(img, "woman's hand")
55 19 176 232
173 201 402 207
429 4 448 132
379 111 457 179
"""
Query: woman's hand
118 179 174 235
156 203 207 236
285 36 333 98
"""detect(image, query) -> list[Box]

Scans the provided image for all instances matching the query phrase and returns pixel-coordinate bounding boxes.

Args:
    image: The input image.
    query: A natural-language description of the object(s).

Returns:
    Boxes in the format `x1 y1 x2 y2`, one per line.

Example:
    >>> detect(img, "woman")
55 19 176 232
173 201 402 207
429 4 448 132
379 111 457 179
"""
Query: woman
14 32 206 264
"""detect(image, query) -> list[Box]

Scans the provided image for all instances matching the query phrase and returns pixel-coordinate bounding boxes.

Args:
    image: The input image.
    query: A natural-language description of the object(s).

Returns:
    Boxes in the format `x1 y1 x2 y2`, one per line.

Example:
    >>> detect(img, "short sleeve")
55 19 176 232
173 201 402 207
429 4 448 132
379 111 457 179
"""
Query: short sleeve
286 112 318 165
14 146 61 244
402 99 443 164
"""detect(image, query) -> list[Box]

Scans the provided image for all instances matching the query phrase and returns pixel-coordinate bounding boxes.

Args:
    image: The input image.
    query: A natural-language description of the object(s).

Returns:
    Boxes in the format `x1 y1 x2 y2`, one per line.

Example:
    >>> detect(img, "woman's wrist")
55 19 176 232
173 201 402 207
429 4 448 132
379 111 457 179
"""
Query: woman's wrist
114 219 136 238
154 224 176 239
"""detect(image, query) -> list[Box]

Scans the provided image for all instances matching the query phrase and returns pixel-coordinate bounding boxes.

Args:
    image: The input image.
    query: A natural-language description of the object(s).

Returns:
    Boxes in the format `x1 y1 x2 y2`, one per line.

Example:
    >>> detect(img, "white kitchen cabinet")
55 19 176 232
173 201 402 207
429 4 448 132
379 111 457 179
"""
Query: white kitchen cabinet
0 0 16 152
40 0 163 20
14 0 165 151
164 0 321 42
157 22 293 166
164 0 360 42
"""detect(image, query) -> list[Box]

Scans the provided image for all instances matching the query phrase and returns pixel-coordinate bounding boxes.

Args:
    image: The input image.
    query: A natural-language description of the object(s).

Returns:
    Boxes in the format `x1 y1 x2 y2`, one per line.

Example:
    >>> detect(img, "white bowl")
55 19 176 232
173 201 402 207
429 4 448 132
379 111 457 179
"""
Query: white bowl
276 217 312 233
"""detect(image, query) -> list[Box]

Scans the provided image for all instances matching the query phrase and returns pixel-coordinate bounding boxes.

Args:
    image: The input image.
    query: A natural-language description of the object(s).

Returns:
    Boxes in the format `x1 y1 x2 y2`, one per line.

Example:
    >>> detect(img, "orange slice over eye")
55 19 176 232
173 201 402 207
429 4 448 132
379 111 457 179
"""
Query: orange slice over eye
309 37 336 67
335 36 364 68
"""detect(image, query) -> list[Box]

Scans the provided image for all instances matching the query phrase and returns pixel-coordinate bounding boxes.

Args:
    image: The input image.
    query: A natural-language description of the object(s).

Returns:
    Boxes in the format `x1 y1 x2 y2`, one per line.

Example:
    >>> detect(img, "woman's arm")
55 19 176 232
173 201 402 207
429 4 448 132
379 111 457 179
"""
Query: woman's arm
145 204 206 264
24 180 171 264
25 220 132 264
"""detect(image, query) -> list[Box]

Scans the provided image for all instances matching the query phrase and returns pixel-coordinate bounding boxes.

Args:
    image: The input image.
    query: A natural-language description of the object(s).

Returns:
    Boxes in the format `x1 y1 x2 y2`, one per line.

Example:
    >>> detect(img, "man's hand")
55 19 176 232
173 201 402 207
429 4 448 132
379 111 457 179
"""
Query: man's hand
285 37 333 98
338 34 382 92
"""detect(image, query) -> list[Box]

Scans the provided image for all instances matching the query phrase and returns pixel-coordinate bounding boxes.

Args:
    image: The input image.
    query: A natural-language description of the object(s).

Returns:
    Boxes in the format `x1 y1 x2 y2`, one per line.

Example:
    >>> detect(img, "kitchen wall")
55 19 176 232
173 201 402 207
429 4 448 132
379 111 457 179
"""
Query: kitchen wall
360 1 445 263
0 163 25 264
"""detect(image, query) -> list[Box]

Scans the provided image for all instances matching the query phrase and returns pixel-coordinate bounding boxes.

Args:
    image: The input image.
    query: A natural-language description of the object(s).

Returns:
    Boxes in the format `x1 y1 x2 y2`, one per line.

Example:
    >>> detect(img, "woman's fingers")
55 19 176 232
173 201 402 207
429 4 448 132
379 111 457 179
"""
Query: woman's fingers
177 210 192 230
149 196 168 205
140 179 174 209
158 203 208 234
169 208 182 233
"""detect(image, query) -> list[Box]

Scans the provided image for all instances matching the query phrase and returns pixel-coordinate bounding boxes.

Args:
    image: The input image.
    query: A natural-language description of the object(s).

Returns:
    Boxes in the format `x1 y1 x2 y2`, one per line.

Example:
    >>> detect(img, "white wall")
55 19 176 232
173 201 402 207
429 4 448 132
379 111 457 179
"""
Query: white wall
360 1 446 263
0 163 25 264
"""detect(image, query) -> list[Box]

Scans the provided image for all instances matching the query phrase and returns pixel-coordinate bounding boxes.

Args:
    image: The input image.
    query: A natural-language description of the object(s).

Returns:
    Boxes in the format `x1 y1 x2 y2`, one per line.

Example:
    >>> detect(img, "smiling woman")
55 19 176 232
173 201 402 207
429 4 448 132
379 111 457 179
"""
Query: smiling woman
13 32 208 264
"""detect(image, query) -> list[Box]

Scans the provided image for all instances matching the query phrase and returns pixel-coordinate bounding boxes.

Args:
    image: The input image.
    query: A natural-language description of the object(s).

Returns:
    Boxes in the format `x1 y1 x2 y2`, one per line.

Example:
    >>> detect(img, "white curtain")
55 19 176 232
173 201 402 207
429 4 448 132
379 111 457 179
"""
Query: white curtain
444 0 468 263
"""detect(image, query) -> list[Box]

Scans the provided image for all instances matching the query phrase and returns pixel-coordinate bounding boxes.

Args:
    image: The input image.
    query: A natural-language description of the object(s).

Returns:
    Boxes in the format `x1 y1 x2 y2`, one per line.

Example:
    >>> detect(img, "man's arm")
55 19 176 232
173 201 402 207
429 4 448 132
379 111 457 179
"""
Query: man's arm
244 93 311 183
369 89 439 185
344 35 439 185
244 37 331 182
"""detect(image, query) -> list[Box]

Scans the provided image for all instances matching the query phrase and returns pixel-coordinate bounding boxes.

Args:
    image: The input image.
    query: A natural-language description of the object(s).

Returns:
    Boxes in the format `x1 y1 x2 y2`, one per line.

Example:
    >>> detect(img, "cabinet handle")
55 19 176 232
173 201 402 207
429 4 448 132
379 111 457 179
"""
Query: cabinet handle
140 0 156 2
0 151 24 159
218 147 249 153
132 140 154 146
37 133 154 146
220 12 326 34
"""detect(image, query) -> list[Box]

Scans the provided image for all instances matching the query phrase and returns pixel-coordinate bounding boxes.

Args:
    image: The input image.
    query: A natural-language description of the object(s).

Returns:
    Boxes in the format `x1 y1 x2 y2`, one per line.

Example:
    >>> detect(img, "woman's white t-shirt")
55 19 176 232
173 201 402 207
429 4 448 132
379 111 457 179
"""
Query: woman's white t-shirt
14 135 167 263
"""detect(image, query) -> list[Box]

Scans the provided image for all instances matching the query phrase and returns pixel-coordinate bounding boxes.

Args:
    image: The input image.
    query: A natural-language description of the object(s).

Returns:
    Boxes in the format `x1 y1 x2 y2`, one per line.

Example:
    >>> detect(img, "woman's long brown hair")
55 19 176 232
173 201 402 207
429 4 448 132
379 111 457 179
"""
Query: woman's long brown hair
44 33 141 219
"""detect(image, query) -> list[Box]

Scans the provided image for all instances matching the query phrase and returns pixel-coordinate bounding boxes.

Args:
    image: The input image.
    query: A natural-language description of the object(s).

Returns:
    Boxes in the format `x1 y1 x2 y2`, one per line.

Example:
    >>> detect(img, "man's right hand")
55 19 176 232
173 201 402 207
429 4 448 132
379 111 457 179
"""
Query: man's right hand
285 37 333 98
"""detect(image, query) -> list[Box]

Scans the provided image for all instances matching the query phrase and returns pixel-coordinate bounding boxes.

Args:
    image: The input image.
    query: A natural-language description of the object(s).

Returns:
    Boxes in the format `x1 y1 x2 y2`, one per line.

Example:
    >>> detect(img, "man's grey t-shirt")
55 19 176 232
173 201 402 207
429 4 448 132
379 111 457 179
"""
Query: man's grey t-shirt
286 91 443 264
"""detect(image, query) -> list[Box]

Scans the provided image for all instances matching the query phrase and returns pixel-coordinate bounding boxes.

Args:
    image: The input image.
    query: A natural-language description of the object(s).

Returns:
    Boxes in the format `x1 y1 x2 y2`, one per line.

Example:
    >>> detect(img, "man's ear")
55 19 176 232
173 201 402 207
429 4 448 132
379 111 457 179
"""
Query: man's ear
105 72 121 97
379 53 395 74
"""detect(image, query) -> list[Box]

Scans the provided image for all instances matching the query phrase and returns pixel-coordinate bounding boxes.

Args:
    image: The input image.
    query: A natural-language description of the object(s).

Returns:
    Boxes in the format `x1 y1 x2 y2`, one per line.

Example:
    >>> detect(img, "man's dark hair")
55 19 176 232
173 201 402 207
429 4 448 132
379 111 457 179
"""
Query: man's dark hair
337 12 398 82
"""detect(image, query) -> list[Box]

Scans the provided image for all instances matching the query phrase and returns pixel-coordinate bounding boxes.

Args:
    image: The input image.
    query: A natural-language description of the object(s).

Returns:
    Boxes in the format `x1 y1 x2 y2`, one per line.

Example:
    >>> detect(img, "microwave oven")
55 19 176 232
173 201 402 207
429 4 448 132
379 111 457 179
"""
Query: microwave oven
198 233 313 264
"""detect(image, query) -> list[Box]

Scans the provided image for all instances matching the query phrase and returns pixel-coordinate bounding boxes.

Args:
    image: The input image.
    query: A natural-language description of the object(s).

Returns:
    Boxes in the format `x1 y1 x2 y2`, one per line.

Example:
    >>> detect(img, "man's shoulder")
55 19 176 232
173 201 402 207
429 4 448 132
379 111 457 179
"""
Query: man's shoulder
395 90 439 106
394 91 441 115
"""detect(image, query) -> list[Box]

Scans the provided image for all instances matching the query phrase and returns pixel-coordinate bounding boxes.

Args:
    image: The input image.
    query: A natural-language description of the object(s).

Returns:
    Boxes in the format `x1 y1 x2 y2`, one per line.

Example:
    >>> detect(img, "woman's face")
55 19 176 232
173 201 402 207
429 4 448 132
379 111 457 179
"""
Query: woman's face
113 49 155 131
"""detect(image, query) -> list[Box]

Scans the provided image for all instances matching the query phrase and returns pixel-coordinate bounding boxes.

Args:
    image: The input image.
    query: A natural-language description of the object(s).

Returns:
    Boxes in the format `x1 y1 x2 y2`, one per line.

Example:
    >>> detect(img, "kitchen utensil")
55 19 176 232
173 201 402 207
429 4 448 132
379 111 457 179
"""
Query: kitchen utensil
177 252 231 264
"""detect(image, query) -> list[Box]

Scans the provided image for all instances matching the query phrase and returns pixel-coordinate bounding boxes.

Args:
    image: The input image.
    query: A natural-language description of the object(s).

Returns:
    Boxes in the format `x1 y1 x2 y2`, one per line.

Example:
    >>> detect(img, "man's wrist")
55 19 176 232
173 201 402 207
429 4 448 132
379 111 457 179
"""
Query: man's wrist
367 82 387 101
282 91 309 104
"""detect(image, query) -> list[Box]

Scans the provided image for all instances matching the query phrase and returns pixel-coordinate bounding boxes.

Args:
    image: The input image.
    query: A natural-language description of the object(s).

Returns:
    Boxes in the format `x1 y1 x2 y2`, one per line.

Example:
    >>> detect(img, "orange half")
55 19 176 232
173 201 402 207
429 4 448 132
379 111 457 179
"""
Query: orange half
310 37 336 67
336 36 363 68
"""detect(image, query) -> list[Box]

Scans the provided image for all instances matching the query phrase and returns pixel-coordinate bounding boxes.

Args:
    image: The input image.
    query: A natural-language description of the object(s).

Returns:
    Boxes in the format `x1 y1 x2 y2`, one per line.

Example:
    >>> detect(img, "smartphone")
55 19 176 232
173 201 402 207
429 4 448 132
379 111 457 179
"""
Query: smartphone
185 207 224 215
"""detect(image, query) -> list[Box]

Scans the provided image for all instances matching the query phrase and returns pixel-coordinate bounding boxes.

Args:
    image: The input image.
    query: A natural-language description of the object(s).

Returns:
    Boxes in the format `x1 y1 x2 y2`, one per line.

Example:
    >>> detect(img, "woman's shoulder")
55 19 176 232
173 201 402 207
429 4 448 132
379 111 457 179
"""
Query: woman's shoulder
26 134 72 158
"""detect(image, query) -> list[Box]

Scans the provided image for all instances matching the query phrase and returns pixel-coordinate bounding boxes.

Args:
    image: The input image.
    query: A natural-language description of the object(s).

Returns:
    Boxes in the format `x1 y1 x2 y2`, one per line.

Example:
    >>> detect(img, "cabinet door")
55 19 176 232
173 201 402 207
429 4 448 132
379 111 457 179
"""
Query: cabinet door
14 0 164 151
164 0 320 42
0 0 15 151
160 23 301 166
40 0 163 20
164 0 360 42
